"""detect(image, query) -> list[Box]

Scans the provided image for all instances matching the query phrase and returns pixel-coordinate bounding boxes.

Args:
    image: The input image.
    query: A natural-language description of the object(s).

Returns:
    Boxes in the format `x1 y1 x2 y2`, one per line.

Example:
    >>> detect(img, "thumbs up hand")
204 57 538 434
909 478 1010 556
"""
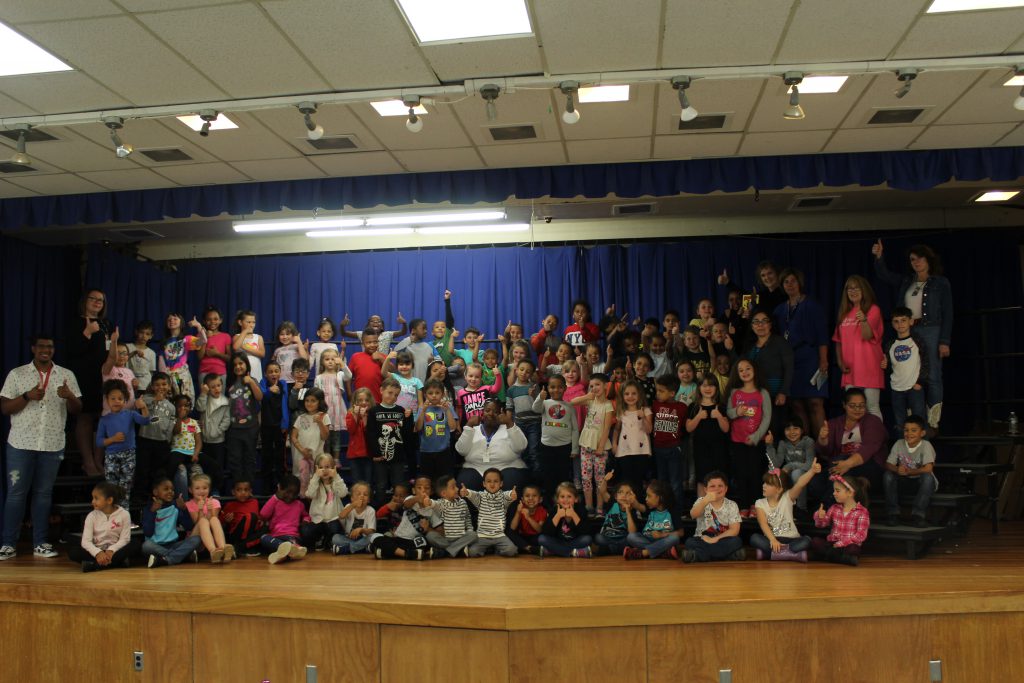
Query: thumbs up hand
872 239 883 259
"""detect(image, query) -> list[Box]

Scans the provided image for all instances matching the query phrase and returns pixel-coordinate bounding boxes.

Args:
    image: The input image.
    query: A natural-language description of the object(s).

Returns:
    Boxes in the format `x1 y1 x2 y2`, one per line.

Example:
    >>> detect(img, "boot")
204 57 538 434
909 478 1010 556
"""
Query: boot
770 544 808 563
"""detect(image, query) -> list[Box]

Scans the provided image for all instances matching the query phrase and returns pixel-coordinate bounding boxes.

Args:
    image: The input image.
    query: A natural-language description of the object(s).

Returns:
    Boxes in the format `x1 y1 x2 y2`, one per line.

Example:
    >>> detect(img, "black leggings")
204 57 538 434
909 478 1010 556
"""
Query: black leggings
67 539 141 567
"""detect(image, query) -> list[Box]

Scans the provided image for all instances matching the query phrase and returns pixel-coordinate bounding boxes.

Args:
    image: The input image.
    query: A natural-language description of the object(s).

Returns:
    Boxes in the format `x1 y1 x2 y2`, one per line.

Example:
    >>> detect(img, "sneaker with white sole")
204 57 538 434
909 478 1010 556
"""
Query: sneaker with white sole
927 403 942 430
33 543 58 558
287 544 307 560
268 541 292 565
0 545 15 561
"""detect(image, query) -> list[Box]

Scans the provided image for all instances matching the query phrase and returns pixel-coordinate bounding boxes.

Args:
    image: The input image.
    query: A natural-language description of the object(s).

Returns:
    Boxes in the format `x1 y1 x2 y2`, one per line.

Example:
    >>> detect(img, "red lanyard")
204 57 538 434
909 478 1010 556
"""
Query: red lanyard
36 366 53 393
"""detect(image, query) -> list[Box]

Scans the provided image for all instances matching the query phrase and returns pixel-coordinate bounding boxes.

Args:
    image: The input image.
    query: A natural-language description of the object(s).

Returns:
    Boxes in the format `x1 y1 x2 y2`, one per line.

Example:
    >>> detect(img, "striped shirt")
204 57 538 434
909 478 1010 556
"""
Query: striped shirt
434 497 472 539
464 489 514 538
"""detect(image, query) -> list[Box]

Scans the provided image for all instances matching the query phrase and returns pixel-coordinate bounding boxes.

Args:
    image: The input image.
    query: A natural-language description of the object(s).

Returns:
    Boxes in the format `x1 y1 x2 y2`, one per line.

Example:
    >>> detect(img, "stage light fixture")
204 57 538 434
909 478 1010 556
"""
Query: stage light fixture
671 76 699 122
404 96 424 133
783 72 806 120
197 109 219 137
560 81 580 124
894 69 918 99
480 84 500 122
103 116 133 158
298 101 324 141
9 124 31 165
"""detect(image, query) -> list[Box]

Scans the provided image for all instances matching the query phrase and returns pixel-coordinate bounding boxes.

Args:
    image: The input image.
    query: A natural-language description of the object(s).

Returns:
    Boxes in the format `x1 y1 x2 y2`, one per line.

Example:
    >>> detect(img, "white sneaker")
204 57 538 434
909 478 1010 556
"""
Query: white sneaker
0 545 15 561
33 543 58 558
268 541 292 565
928 403 942 429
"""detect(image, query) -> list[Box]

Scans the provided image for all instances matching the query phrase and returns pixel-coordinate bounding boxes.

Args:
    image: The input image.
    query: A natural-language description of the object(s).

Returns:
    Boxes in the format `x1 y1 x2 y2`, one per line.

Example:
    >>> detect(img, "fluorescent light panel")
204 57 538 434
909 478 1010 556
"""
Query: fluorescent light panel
787 76 848 94
370 100 429 117
234 218 363 233
366 210 505 226
0 22 73 76
578 85 630 103
974 190 1020 202
1005 75 1024 86
307 228 414 238
396 0 532 44
927 0 1024 12
416 223 529 235
176 114 239 132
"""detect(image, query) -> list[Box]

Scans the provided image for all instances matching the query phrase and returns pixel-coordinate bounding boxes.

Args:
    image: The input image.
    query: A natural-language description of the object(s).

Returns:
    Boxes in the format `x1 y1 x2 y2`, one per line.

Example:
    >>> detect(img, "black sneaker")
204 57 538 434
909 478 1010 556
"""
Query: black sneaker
835 553 859 567
147 554 169 568
81 561 99 573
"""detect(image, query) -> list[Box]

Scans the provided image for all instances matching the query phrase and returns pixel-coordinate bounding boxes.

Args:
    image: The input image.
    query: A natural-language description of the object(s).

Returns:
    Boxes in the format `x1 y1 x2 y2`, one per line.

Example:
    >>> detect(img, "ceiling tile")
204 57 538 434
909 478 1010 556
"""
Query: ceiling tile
0 91 39 116
230 157 325 181
357 102 474 151
153 112 302 163
653 133 742 160
0 179 38 198
18 16 227 106
478 141 566 168
450 89 560 147
824 127 925 153
119 0 239 9
893 10 1024 59
653 79 764 135
841 71 982 128
566 137 650 164
910 123 1017 149
251 104 385 153
662 0 795 68
152 162 251 185
261 0 439 90
776 0 922 62
934 69 1024 125
995 123 1024 146
0 71 129 113
738 130 831 156
308 151 405 177
392 148 484 172
421 37 542 81
136 4 329 99
0 0 119 23
533 0 660 72
746 75 871 133
77 168 179 191
561 83 656 141
4 173 106 195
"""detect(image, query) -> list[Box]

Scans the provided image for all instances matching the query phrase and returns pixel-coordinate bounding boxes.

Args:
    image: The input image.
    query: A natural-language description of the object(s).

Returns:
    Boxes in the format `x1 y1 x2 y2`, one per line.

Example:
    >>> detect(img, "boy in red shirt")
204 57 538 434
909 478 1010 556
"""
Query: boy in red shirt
506 484 548 555
221 480 263 557
652 375 687 517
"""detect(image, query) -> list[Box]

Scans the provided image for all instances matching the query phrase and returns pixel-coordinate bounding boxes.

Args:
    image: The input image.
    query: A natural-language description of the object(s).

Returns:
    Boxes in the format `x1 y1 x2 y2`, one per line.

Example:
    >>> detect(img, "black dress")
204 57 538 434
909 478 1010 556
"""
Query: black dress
65 316 111 413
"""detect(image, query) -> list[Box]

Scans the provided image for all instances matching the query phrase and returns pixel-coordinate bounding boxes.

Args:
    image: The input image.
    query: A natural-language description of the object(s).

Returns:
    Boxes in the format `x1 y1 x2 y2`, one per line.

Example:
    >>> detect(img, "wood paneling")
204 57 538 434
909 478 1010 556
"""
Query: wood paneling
509 627 646 683
382 626 508 683
929 612 1024 682
191 614 378 683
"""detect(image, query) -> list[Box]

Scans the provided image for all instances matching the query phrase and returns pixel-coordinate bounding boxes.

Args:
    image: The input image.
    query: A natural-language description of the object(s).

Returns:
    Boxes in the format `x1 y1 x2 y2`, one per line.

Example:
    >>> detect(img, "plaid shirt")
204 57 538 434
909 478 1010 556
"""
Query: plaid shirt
815 502 870 547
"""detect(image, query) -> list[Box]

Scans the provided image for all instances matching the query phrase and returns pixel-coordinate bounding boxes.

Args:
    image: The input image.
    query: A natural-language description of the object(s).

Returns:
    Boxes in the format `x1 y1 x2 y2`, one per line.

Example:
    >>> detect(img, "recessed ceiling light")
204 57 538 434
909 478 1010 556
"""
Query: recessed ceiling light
578 85 630 103
0 22 73 76
974 190 1020 202
786 76 848 94
927 0 1024 12
1004 75 1024 86
370 100 429 117
176 114 238 132
395 0 532 44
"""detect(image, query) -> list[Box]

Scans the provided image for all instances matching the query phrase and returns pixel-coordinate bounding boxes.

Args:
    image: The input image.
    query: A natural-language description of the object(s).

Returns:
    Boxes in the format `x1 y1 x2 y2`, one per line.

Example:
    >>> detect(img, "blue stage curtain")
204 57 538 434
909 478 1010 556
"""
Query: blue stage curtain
1 146 1023 229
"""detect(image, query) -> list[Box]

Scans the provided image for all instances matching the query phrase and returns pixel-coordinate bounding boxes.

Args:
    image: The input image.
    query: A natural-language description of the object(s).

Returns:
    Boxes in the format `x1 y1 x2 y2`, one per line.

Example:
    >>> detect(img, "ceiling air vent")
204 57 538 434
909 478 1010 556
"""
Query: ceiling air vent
111 228 164 240
678 114 727 131
612 202 657 216
487 125 538 141
306 135 359 151
0 128 58 143
140 148 193 162
789 195 839 211
0 162 37 173
868 108 924 125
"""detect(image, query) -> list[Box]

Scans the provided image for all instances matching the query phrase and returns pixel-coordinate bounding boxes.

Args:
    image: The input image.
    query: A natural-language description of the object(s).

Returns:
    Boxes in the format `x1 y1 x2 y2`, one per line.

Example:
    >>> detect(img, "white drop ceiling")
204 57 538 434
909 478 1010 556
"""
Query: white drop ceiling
0 0 1020 243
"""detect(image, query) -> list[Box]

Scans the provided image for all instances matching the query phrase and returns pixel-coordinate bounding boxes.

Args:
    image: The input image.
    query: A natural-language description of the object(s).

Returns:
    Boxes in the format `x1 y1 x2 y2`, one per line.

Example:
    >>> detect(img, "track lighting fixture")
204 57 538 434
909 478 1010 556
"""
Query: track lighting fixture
783 72 806 120
9 123 31 165
297 101 324 140
671 76 699 122
198 109 219 137
404 96 424 133
480 84 501 122
894 69 918 99
1014 68 1024 112
103 116 133 158
560 81 580 124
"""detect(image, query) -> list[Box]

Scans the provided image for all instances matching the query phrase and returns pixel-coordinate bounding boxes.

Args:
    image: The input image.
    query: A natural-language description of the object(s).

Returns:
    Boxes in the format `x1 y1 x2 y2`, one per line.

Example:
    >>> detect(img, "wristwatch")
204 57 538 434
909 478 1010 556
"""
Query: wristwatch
21 392 30 402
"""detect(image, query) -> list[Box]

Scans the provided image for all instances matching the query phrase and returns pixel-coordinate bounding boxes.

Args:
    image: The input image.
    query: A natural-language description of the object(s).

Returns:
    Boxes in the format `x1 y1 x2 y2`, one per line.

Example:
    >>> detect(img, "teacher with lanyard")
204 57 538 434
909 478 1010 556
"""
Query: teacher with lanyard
872 240 952 429
456 399 530 492
0 333 83 561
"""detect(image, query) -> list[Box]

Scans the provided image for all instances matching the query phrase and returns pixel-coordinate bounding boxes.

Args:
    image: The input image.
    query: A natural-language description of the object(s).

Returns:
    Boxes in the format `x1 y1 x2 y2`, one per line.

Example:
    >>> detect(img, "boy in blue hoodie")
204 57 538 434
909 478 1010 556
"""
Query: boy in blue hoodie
142 477 201 567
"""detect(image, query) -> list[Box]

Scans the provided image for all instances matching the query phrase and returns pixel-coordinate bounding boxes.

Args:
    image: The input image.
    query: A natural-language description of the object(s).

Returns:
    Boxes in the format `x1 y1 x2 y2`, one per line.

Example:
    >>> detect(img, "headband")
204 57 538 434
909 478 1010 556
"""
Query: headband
829 474 854 491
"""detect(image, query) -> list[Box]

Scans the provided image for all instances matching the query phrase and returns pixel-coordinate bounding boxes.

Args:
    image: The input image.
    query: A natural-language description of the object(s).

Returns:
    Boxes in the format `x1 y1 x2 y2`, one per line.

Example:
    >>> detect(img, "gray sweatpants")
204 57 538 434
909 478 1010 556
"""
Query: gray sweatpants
468 534 518 557
427 530 478 557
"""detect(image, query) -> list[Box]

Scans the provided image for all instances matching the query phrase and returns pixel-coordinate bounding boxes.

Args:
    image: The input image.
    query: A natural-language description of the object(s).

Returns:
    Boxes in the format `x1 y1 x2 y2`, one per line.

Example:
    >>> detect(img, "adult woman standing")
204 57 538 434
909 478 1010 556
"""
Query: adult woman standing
872 240 952 428
456 399 530 493
773 268 829 439
744 312 793 437
66 289 112 476
833 275 884 420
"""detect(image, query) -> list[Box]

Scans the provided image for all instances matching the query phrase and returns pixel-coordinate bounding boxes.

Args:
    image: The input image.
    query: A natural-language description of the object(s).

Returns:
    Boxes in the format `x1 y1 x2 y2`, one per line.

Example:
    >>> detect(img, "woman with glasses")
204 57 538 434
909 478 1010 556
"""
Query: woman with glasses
833 275 884 420
744 311 793 438
773 268 829 439
66 289 113 476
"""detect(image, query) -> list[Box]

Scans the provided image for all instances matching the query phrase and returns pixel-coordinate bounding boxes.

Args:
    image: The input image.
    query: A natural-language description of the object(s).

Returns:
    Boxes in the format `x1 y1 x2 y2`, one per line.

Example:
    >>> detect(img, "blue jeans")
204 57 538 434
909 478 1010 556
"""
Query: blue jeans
516 420 542 475
142 536 202 565
683 535 743 562
331 532 372 554
915 324 943 407
348 458 373 487
2 447 62 546
260 534 301 552
653 445 684 515
537 534 592 557
884 470 937 518
594 533 629 556
749 533 810 557
626 531 680 558
891 387 927 433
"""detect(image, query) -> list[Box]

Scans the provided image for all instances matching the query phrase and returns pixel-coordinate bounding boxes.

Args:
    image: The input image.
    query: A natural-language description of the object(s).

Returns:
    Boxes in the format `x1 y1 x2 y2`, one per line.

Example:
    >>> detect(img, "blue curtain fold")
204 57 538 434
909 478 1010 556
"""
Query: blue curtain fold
2 146 1022 229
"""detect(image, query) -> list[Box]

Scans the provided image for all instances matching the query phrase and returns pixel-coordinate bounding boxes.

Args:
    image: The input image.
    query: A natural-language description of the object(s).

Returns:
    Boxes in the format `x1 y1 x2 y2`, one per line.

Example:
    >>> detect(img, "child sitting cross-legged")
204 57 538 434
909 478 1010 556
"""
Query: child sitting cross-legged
811 475 871 567
220 480 263 557
682 470 745 563
331 481 376 555
538 482 593 558
462 470 519 557
506 484 548 555
623 479 680 560
750 460 821 562
68 482 137 572
368 476 438 560
143 477 202 568
593 474 644 556
425 475 477 558
259 475 310 565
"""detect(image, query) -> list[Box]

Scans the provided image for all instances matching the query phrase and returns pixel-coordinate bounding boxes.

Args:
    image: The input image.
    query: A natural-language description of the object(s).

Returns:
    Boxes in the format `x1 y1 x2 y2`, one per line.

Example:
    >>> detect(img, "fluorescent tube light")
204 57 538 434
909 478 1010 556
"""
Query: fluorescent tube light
366 210 506 226
306 228 414 238
1004 75 1024 86
234 218 364 233
371 99 429 117
396 0 532 44
974 190 1020 202
787 76 848 94
927 0 1024 12
578 85 630 103
176 114 238 132
416 223 530 235
0 22 73 76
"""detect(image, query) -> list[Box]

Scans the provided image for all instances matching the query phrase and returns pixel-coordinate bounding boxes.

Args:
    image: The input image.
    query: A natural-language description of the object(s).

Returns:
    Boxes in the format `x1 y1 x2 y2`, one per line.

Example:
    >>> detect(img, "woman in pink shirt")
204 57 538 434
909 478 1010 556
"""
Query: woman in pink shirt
833 275 884 420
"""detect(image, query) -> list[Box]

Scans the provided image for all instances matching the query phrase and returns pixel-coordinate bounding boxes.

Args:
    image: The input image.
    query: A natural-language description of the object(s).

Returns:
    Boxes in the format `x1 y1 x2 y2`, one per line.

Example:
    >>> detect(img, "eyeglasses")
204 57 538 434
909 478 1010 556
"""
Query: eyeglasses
846 286 861 292
846 403 866 409
751 319 770 325
87 296 105 303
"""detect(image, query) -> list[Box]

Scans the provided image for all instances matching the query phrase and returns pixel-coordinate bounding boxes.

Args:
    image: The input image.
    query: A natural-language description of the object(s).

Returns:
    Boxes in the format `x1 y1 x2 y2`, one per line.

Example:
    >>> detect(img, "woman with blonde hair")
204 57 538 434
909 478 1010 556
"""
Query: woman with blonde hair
833 275 884 419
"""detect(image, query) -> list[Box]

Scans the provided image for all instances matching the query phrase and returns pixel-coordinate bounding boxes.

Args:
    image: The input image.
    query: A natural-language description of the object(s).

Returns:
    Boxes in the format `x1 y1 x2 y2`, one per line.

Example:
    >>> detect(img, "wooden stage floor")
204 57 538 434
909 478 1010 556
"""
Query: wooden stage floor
2 524 1023 682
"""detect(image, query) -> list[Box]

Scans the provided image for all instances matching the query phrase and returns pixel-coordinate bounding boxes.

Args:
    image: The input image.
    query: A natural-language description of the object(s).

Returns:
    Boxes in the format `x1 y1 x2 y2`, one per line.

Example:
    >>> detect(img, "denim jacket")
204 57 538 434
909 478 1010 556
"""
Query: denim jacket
874 257 953 346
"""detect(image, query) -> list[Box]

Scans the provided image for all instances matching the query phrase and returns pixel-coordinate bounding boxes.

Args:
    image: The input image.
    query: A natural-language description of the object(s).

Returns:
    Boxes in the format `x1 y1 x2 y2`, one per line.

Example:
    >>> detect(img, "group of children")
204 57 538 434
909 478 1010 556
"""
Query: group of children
70 289 943 572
